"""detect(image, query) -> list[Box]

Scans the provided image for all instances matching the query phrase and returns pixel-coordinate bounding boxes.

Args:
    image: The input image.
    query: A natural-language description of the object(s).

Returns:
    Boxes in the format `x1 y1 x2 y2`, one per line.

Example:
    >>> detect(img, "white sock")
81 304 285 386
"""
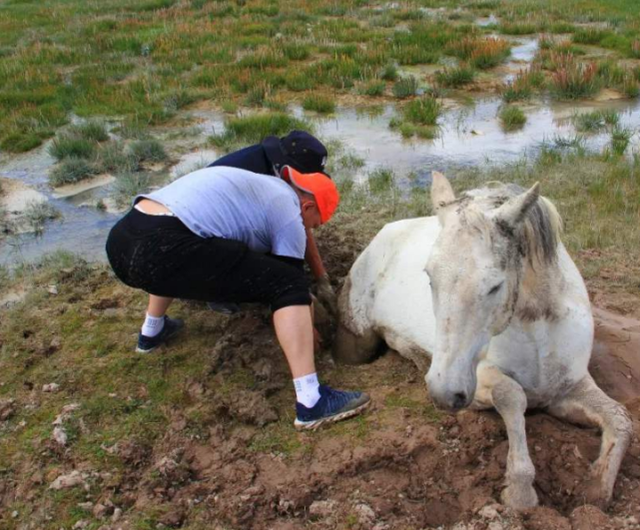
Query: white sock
141 314 165 337
293 372 321 408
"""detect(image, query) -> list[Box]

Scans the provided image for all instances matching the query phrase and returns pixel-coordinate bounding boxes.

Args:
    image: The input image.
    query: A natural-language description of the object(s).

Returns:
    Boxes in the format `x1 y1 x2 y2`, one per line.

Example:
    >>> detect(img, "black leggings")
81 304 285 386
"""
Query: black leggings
105 209 311 312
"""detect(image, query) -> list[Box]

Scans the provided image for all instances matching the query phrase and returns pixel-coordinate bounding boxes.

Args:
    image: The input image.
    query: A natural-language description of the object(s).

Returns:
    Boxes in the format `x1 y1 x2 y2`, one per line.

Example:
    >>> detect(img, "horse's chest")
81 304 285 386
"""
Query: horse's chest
486 326 587 405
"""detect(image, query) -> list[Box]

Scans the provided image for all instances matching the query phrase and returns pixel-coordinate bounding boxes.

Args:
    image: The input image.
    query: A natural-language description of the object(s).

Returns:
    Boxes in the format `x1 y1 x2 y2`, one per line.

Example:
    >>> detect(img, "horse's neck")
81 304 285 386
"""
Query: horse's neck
514 248 566 324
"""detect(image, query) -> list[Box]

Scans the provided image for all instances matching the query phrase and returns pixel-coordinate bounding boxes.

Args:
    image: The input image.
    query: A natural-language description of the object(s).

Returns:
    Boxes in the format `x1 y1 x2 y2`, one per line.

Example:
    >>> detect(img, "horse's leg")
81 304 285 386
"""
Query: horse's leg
474 363 538 509
333 323 381 365
546 374 632 508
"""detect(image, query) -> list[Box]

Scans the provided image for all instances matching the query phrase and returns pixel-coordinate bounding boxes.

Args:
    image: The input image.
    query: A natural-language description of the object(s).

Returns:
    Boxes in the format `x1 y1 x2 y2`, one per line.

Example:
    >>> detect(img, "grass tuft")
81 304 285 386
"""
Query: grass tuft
449 37 510 70
403 97 440 126
435 65 475 88
302 94 336 114
609 126 633 156
502 67 545 102
210 113 312 149
48 136 96 161
549 54 599 100
572 110 619 133
49 158 98 187
392 76 419 99
499 106 527 131
68 121 109 143
128 140 168 164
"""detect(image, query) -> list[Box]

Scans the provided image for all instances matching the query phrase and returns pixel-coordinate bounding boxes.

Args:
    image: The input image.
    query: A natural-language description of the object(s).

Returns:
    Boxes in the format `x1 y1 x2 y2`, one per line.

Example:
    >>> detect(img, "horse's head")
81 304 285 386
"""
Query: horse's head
425 172 555 411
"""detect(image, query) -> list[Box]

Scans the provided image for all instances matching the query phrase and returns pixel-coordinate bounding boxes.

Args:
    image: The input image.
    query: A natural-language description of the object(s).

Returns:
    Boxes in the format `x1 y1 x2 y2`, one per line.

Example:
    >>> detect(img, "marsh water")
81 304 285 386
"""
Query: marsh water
1 51 640 266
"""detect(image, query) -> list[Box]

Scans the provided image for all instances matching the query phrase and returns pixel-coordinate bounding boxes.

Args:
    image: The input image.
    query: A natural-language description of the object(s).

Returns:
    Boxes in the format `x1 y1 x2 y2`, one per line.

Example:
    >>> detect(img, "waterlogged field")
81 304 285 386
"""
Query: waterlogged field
1 1 640 530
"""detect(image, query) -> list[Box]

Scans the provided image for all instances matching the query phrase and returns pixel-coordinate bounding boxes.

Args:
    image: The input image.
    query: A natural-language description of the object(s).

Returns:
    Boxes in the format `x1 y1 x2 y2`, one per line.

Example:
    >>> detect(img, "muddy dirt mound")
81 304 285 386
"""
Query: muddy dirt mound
591 308 640 404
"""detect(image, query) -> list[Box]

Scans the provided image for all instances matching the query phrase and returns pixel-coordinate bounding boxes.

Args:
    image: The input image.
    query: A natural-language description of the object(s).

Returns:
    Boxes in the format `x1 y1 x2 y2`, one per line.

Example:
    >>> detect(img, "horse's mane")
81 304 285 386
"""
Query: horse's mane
460 183 563 265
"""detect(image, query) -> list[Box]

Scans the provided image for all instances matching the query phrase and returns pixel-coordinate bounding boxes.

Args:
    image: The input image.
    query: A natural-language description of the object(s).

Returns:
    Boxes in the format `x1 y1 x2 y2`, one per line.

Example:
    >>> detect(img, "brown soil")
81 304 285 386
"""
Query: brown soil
1 219 640 530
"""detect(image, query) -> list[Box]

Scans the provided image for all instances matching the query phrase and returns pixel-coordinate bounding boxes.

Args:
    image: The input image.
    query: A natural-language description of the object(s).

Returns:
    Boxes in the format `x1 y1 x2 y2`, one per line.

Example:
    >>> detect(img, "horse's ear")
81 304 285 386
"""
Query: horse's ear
431 171 455 225
494 182 540 227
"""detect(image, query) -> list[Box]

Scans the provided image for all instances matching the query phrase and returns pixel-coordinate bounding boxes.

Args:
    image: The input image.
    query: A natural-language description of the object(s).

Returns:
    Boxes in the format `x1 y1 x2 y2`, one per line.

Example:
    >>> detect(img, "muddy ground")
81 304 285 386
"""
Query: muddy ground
1 211 639 530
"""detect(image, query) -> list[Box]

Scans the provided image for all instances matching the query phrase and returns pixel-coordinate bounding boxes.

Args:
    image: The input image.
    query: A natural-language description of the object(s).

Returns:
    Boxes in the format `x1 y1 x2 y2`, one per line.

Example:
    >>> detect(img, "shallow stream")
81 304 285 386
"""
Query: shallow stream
1 63 640 266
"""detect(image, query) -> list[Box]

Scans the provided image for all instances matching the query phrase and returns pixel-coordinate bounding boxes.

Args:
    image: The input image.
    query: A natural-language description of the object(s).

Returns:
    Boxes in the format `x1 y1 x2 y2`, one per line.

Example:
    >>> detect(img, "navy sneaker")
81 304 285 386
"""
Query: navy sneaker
207 301 241 315
294 385 371 430
136 316 185 353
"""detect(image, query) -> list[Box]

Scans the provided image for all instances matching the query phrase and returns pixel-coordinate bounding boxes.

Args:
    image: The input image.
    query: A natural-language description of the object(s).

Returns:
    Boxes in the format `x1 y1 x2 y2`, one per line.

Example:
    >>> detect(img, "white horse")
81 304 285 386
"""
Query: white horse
336 172 632 509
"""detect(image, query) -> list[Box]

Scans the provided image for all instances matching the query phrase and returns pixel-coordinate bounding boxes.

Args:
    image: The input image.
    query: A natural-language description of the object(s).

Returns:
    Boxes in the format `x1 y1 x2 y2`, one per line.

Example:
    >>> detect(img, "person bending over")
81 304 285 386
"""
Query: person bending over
105 165 369 429
207 130 336 314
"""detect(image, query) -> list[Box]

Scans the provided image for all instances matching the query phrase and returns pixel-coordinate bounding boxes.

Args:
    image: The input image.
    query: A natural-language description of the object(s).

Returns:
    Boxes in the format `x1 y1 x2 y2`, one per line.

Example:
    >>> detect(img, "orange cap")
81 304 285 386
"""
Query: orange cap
283 166 339 224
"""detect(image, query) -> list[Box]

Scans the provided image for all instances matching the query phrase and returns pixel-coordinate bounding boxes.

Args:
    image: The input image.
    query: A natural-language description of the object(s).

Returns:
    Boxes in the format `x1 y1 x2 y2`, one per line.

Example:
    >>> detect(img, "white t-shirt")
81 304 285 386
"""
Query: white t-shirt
138 166 306 259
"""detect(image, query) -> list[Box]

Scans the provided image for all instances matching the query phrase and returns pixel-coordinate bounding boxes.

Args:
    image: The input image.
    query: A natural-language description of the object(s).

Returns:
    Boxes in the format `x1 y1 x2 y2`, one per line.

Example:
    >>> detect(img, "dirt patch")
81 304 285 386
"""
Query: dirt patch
1 219 640 530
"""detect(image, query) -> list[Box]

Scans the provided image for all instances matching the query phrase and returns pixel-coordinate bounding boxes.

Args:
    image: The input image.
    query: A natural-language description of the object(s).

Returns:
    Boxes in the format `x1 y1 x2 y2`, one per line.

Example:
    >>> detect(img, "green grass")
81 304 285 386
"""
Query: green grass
209 112 311 150
357 80 386 97
435 65 476 88
392 76 419 98
572 109 619 132
403 96 441 126
49 158 98 187
0 0 638 154
48 135 96 161
502 68 546 102
448 36 511 70
128 139 168 164
302 94 336 114
499 105 527 131
609 126 633 156
67 121 109 143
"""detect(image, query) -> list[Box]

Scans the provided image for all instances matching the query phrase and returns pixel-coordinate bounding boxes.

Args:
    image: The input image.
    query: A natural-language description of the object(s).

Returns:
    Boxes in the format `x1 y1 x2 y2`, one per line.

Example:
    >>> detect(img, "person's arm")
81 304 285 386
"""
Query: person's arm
305 229 338 315
304 229 326 279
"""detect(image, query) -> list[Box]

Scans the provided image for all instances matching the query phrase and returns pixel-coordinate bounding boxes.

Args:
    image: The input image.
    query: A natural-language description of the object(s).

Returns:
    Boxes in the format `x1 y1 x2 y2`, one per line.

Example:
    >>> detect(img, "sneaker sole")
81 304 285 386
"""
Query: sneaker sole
293 399 371 431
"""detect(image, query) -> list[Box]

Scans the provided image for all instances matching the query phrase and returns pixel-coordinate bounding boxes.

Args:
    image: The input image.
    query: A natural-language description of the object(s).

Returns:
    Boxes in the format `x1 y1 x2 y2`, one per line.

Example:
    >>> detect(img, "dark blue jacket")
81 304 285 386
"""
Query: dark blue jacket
207 144 275 176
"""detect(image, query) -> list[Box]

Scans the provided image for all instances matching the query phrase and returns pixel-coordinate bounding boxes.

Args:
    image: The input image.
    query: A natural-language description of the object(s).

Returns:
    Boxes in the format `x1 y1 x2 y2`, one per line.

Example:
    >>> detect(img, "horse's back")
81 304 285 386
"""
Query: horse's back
341 215 440 360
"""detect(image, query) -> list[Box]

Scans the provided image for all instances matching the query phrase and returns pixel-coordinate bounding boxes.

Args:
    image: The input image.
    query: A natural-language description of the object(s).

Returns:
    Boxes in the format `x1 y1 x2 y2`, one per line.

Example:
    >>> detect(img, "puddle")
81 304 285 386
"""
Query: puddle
2 96 640 267
508 37 539 64
476 14 499 27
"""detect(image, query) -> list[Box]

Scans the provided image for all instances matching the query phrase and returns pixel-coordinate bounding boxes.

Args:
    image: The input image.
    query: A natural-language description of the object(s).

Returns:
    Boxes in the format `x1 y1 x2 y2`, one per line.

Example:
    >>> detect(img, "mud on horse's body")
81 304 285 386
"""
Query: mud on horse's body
336 172 632 509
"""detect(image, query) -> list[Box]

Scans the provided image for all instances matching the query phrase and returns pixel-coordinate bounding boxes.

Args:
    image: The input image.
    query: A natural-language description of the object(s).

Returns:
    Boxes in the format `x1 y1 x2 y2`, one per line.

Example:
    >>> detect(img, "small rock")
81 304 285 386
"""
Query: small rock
112 507 123 522
72 520 89 530
77 502 93 511
488 522 505 530
355 503 376 526
309 500 337 518
479 504 500 520
11 511 18 519
373 524 390 530
93 503 108 518
53 426 68 446
50 470 85 490
43 383 60 393
47 285 59 295
471 129 485 136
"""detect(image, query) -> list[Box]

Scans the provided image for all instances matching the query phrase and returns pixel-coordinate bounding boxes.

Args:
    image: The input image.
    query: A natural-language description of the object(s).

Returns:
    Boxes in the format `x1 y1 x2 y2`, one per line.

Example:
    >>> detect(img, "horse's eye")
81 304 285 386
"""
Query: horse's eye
488 282 503 296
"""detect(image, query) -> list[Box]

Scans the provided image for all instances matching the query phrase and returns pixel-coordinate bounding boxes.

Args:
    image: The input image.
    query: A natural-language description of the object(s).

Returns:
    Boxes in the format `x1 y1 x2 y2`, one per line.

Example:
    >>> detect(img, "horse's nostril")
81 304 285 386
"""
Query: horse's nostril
452 392 467 410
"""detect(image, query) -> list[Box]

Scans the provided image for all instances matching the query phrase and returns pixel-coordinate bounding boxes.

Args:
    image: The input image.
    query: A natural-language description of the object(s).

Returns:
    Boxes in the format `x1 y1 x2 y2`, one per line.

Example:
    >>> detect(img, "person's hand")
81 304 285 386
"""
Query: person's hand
316 274 338 316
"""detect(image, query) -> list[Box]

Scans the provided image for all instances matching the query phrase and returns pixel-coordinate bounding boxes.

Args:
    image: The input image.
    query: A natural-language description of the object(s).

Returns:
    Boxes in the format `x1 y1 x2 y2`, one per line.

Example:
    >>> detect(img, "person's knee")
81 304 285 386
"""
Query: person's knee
270 280 312 312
